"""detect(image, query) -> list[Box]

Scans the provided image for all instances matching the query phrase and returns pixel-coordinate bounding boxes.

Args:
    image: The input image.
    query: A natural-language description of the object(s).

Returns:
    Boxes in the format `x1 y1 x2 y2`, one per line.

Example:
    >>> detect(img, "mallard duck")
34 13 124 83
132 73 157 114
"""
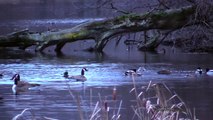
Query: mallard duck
11 74 40 94
195 67 202 75
125 67 146 76
157 69 171 75
206 68 213 76
70 68 88 82
0 71 4 78
63 71 69 78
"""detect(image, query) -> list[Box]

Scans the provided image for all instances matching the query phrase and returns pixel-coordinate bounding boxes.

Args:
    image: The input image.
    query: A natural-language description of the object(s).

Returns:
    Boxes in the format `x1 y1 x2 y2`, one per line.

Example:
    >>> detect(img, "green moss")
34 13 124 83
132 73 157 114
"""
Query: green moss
151 6 195 21
62 30 88 39
41 31 87 41
64 33 79 39
87 21 106 28
115 14 142 22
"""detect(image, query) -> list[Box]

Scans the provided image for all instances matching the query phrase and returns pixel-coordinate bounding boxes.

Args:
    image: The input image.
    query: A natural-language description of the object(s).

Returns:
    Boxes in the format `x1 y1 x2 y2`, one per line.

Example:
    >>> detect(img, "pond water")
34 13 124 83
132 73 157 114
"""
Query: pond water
0 46 213 120
0 1 213 119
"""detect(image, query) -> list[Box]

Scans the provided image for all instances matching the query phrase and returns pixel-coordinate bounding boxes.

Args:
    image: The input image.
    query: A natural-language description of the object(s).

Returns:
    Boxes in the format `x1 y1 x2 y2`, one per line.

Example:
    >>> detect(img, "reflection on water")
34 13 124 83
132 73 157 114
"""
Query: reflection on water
0 48 213 119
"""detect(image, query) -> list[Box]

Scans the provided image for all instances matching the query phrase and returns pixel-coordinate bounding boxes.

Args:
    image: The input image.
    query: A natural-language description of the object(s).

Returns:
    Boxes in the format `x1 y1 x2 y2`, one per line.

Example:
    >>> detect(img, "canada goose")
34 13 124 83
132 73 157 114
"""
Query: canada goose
157 69 171 75
206 68 213 76
70 68 88 82
125 67 146 76
195 67 202 75
11 74 40 94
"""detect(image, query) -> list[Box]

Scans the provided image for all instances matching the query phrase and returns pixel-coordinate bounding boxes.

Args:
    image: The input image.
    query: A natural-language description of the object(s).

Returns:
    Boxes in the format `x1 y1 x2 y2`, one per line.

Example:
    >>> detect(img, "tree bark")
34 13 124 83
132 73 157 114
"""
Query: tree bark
0 5 210 52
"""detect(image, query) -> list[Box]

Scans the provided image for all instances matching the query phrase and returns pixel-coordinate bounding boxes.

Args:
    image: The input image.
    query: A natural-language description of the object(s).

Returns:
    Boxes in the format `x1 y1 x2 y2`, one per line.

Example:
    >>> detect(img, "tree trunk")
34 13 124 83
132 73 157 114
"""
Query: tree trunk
0 5 210 52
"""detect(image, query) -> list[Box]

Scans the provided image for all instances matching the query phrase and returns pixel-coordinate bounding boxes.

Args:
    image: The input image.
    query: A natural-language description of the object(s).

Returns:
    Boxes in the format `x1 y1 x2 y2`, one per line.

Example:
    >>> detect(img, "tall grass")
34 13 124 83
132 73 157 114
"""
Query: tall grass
130 74 197 120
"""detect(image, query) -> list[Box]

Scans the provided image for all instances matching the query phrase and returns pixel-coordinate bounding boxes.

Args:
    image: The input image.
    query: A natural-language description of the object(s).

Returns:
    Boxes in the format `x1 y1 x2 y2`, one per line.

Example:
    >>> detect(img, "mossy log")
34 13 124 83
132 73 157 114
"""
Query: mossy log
0 29 38 49
0 6 202 52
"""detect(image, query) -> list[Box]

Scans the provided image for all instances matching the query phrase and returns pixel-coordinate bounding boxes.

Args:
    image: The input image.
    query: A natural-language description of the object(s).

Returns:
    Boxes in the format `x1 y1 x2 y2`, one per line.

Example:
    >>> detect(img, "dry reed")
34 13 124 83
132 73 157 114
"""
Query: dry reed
129 73 197 120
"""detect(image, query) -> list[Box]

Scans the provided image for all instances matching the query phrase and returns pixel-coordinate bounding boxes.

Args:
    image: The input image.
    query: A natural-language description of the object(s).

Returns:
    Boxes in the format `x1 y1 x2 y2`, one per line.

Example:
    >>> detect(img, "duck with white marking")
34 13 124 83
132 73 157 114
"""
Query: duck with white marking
125 67 146 76
69 68 88 82
11 74 40 94
195 67 203 75
206 68 213 76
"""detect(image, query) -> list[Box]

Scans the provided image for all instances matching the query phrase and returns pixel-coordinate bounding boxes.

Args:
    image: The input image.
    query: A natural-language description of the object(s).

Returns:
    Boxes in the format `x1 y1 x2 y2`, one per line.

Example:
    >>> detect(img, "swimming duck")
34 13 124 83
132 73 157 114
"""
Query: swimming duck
70 68 88 82
206 68 213 76
0 71 4 78
11 74 40 94
63 71 69 78
157 69 171 75
125 67 146 76
195 67 203 75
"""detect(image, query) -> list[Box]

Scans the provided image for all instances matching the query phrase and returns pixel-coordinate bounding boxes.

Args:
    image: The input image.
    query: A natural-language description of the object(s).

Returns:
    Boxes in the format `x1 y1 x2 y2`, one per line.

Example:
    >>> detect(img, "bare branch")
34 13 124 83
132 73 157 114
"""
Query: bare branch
96 0 112 8
110 3 130 14
185 0 196 4
157 0 170 9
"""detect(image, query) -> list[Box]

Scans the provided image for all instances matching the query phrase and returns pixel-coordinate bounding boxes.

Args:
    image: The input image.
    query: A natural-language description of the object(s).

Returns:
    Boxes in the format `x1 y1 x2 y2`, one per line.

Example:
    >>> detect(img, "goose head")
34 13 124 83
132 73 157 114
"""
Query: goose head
81 68 88 76
11 74 20 81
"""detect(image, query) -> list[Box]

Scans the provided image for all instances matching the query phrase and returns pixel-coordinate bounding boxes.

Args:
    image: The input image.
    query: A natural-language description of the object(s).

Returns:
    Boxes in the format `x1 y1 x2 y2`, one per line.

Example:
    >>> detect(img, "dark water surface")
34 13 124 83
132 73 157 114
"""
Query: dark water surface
0 47 213 120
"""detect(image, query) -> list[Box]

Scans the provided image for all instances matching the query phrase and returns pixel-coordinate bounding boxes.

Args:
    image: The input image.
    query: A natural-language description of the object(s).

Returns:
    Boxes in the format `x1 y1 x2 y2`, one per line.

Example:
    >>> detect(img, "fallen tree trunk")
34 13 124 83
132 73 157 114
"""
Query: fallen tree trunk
0 29 38 49
0 5 210 52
